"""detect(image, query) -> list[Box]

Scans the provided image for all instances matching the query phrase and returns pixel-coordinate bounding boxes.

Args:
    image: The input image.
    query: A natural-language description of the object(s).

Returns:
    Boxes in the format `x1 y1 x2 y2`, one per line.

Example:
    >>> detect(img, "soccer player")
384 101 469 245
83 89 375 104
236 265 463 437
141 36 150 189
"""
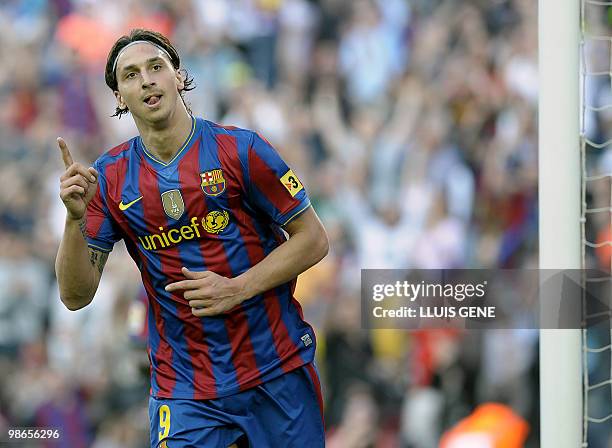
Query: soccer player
55 29 328 448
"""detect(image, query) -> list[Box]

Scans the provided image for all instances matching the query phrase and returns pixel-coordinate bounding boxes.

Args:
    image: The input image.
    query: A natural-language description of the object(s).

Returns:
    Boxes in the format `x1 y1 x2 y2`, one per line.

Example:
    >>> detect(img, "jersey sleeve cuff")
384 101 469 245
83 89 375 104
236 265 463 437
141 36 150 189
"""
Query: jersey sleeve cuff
280 199 312 227
86 240 114 253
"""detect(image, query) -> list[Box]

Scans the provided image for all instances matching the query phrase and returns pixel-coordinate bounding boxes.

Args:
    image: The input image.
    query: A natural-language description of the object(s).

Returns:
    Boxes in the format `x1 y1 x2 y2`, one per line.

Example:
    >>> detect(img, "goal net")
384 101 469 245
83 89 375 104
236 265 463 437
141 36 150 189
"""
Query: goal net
580 0 612 445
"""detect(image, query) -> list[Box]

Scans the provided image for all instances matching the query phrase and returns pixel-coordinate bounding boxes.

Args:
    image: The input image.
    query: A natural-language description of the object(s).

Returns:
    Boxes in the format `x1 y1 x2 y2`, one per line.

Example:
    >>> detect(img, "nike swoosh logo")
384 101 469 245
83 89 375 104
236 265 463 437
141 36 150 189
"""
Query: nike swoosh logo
119 196 143 211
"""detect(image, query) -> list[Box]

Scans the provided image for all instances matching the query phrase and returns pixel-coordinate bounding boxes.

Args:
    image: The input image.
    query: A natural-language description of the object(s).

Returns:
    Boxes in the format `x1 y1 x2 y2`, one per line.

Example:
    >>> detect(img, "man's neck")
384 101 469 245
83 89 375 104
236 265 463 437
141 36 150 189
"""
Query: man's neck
137 108 193 163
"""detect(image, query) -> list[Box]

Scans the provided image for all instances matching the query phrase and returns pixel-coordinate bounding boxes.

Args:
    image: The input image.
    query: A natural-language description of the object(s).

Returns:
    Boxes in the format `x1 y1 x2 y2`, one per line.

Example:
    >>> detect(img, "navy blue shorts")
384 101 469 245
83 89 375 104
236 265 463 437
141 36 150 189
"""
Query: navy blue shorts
148 363 325 447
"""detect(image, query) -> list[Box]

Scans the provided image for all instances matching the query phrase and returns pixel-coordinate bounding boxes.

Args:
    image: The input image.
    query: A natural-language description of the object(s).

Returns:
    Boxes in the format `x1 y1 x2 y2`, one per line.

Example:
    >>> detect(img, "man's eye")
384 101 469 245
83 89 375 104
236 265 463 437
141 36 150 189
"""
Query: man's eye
126 72 136 79
153 64 162 71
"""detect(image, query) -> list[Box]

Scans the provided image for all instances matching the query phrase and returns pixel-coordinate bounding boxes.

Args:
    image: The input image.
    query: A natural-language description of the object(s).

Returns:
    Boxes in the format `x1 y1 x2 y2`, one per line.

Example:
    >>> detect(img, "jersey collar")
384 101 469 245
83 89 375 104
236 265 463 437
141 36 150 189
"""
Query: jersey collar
138 116 199 168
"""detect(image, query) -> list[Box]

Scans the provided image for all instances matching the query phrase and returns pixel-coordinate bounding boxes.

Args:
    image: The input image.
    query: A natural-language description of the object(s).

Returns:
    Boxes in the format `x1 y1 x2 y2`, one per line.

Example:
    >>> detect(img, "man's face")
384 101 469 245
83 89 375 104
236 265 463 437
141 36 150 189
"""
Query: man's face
114 42 184 123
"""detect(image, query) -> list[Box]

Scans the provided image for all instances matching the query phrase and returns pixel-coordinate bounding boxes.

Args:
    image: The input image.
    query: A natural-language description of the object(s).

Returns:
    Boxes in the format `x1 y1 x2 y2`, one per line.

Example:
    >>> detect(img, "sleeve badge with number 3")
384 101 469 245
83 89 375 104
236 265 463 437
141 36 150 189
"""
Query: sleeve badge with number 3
280 170 304 197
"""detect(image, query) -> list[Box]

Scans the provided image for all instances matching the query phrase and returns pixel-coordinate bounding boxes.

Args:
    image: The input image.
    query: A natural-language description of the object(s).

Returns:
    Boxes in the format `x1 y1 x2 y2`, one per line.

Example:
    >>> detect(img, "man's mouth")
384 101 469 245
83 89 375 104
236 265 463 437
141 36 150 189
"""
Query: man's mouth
144 94 162 107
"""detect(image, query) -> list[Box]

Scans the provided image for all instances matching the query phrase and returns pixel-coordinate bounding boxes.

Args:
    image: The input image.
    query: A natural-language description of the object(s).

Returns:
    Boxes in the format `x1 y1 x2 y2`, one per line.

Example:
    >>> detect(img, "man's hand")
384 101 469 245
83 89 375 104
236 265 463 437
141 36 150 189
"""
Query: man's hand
165 267 249 317
58 137 98 221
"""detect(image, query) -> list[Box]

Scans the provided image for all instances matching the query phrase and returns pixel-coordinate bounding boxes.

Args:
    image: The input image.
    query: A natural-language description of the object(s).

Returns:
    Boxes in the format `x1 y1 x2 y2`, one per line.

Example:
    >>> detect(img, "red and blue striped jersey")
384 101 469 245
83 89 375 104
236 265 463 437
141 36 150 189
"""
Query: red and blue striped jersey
85 117 316 399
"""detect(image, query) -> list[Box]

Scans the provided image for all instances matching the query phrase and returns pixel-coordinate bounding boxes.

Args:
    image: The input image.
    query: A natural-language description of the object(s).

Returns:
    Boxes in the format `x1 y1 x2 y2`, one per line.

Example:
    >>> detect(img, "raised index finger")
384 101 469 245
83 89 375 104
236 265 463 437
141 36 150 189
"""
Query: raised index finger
57 137 74 169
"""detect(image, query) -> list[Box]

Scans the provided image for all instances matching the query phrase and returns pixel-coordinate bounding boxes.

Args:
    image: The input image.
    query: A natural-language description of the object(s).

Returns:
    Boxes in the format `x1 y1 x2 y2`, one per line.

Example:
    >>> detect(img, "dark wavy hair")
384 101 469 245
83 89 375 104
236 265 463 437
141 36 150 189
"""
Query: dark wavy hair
105 28 196 118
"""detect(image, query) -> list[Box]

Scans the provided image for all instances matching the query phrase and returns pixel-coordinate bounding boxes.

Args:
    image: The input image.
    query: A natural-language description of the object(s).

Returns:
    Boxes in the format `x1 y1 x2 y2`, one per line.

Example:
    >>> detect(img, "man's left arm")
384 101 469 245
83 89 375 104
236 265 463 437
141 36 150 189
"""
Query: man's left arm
166 207 328 316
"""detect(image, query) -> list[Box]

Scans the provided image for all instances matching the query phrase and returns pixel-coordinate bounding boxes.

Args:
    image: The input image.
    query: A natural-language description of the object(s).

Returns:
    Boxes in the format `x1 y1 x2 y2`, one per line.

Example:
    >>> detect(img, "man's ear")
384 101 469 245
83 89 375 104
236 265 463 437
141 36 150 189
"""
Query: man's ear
176 69 185 91
114 90 127 111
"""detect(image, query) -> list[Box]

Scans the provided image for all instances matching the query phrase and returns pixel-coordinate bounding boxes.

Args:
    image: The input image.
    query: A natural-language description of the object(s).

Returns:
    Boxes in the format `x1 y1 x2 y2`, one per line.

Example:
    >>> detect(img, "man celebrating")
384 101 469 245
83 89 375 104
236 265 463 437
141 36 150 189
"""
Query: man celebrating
55 28 328 448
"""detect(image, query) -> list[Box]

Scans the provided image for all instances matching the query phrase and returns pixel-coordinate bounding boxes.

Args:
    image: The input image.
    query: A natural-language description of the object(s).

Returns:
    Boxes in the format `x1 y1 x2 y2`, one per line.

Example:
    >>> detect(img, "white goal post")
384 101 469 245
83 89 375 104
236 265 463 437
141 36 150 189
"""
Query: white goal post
538 1 583 447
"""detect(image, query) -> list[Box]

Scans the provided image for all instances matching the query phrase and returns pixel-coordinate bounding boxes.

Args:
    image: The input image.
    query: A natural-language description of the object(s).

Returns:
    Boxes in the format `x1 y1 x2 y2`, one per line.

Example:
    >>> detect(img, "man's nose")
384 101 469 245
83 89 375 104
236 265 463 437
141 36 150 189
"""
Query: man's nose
141 72 156 87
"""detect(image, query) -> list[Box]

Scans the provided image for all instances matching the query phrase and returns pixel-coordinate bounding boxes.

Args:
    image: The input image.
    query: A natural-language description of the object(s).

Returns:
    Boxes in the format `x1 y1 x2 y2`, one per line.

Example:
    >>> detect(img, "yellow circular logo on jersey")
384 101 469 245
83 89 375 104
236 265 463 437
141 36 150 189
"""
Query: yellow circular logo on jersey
203 210 230 234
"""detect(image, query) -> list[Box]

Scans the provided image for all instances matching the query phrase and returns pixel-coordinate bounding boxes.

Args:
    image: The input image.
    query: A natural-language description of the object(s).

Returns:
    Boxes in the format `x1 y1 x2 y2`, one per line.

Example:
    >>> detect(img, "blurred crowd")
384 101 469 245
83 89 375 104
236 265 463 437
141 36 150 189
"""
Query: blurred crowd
0 0 591 446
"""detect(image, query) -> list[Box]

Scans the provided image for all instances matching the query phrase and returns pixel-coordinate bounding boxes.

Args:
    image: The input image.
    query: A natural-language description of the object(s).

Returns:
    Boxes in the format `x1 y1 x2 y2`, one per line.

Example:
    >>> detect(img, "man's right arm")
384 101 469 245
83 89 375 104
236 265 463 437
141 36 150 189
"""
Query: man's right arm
54 137 107 311
56 217 108 310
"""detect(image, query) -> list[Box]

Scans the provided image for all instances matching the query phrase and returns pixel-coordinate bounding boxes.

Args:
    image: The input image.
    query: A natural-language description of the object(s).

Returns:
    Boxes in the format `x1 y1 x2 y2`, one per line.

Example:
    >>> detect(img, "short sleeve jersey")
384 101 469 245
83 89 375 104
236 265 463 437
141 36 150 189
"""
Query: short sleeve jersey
86 117 316 399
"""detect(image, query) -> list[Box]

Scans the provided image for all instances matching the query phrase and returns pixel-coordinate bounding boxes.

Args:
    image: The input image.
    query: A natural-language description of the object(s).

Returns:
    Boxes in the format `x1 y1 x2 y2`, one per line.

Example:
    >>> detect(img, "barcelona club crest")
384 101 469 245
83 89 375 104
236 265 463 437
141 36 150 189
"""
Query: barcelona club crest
161 189 185 220
200 169 226 197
